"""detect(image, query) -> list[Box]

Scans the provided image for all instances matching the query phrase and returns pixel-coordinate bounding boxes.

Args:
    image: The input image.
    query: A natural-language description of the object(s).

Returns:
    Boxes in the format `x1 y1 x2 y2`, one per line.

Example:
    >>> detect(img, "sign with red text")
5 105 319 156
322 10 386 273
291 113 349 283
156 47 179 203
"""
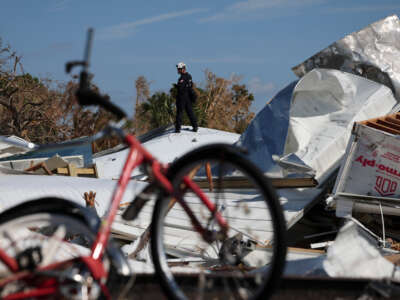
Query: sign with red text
335 123 400 199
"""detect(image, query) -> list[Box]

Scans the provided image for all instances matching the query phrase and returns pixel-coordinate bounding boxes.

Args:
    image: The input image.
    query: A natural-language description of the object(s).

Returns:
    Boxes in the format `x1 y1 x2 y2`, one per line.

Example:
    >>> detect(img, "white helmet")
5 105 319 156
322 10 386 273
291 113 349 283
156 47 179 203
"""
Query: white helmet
176 62 186 69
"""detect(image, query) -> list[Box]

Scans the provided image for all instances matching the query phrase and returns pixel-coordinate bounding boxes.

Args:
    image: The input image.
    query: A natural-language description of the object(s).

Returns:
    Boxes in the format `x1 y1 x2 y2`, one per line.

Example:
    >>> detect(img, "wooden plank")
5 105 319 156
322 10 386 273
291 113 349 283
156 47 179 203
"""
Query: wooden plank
55 168 69 175
384 253 400 265
24 162 53 175
359 112 400 126
377 119 400 131
359 112 400 135
56 166 96 177
67 164 77 177
193 177 317 189
364 121 400 135
93 164 99 178
287 247 325 254
385 116 400 126
73 168 96 175
271 177 318 188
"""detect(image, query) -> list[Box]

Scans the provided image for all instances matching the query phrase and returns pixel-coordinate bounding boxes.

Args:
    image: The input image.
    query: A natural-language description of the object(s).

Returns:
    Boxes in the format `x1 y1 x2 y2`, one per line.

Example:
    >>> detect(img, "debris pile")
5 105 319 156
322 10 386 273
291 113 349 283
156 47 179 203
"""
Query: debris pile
2 14 400 289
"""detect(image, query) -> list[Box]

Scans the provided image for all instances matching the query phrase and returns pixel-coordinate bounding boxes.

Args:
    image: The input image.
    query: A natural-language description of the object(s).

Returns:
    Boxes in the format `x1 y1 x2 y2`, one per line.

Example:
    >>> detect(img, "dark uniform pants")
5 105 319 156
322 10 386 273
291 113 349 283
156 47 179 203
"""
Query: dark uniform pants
175 98 198 131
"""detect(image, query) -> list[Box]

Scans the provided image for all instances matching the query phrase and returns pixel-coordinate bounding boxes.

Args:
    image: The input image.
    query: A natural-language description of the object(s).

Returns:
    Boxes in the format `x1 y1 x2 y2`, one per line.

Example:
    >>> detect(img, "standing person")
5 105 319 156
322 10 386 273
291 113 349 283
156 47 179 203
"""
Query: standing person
175 62 198 133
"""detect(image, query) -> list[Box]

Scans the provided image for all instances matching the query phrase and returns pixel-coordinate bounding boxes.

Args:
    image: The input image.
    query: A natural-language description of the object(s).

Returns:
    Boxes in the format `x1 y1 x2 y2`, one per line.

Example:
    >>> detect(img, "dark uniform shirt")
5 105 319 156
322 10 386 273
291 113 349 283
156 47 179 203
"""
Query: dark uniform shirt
176 73 193 101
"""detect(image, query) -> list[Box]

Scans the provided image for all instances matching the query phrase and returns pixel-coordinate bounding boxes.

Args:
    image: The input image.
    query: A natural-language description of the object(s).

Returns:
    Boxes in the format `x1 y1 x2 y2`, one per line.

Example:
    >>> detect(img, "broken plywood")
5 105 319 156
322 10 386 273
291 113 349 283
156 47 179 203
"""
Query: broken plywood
56 163 98 178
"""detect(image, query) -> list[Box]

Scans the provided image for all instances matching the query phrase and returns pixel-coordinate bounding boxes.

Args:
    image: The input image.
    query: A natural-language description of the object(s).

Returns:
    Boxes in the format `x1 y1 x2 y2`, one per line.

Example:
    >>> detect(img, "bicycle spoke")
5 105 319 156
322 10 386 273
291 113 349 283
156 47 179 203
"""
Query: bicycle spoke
40 225 66 267
151 144 287 300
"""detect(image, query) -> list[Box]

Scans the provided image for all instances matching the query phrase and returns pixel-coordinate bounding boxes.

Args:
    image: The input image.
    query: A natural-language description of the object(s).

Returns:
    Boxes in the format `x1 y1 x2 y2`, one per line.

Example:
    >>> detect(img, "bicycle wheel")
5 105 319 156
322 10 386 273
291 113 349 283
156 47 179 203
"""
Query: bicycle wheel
151 144 287 300
0 198 110 299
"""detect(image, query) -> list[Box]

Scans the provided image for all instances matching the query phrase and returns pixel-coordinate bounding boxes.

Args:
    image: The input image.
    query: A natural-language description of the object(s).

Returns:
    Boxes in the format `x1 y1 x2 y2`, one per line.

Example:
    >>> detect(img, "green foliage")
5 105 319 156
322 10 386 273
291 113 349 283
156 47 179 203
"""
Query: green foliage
140 92 175 129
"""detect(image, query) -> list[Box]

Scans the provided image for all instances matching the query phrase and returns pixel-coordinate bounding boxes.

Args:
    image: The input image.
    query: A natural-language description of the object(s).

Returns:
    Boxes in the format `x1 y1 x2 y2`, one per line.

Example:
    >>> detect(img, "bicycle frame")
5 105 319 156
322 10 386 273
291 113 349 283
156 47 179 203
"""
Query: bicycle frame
0 28 233 299
91 131 229 263
0 125 229 300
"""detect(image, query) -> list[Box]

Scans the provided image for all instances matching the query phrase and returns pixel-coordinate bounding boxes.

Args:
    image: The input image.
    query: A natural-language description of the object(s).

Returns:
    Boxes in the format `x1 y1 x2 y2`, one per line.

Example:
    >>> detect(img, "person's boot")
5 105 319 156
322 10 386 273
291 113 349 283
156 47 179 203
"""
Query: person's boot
192 127 198 132
175 128 181 133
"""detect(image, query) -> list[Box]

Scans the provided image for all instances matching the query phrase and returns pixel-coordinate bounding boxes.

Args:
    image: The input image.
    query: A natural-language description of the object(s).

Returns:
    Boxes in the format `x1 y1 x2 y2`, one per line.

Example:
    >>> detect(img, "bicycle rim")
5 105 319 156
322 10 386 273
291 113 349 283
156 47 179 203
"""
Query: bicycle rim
151 144 287 300
0 206 106 299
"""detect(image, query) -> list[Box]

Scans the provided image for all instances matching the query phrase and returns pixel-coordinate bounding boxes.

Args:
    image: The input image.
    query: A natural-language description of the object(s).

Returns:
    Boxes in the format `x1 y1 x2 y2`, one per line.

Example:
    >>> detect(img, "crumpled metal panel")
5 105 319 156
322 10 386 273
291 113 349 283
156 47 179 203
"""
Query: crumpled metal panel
236 81 297 176
239 68 397 178
292 15 400 100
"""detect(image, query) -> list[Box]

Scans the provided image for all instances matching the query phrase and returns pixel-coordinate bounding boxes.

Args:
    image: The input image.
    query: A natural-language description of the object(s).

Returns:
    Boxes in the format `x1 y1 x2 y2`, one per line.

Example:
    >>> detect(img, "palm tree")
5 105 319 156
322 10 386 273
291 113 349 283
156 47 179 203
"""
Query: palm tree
140 92 175 129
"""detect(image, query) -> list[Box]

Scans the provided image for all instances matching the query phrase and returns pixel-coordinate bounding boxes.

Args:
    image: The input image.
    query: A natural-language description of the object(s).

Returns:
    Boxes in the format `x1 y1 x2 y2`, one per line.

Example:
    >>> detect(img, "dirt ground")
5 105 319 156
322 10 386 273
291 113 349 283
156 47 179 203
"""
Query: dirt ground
112 275 400 299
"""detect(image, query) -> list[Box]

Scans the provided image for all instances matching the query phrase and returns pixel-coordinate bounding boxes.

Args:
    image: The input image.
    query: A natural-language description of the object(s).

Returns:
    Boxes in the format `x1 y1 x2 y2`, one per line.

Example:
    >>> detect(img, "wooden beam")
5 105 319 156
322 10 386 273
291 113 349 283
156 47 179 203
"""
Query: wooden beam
193 177 318 189
24 162 53 175
56 165 97 177
377 119 400 131
364 121 400 135
67 164 77 177
385 116 400 126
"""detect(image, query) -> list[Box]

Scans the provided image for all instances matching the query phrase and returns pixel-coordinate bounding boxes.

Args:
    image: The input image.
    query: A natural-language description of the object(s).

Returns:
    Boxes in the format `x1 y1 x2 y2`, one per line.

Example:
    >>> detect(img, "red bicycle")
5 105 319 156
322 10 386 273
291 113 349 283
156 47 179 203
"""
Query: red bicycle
0 29 286 300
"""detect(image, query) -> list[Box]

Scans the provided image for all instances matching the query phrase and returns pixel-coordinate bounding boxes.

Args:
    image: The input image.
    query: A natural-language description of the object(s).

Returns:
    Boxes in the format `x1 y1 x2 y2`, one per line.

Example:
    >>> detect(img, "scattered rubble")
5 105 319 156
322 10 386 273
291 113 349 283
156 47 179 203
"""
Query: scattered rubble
2 14 400 293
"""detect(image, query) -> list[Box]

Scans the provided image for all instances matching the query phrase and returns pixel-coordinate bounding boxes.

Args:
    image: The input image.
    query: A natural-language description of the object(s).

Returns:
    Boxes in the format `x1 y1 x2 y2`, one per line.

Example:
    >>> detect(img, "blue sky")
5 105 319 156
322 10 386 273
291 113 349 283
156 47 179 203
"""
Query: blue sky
1 0 400 116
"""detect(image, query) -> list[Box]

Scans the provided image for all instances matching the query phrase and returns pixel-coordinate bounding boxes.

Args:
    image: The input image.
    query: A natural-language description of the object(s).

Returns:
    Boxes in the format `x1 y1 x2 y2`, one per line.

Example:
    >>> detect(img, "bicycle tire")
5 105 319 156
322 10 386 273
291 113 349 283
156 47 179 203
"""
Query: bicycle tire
151 144 287 300
0 198 111 299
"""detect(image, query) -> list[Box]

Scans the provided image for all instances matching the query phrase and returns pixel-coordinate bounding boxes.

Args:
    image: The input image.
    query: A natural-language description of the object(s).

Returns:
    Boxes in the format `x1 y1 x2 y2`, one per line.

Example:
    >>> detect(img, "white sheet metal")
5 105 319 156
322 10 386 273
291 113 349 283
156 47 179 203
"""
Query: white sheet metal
0 135 36 159
239 68 398 180
94 127 240 179
284 68 398 180
293 15 400 101
0 175 147 217
236 81 296 176
236 67 399 229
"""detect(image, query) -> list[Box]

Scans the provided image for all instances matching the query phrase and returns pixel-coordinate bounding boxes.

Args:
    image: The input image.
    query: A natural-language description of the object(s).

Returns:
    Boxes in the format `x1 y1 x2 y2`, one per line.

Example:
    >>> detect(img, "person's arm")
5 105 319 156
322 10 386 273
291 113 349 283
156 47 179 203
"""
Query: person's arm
186 73 193 88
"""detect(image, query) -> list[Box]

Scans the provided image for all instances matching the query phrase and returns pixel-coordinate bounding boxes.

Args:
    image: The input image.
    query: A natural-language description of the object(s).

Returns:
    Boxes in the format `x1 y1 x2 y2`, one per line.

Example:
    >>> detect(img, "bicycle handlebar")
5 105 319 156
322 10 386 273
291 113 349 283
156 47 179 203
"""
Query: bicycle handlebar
76 72 127 120
67 28 127 121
